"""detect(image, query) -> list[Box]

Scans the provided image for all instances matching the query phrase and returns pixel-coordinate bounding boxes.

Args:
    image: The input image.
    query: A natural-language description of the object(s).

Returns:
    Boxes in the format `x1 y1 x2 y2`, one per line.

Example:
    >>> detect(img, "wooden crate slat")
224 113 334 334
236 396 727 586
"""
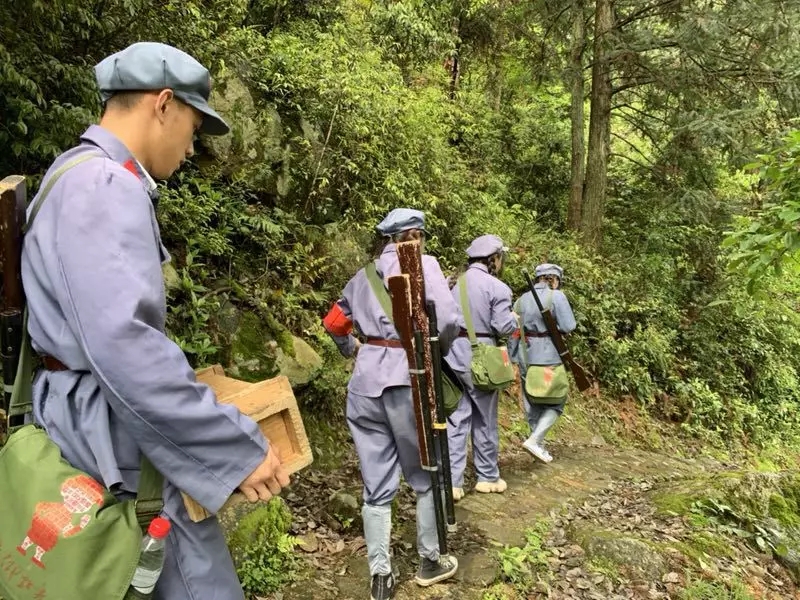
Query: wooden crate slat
182 364 313 522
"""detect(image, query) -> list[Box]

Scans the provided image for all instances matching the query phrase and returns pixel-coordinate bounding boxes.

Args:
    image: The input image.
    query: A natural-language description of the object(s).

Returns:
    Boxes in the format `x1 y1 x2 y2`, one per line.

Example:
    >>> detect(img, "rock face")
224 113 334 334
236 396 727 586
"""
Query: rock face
228 310 280 382
204 75 288 196
218 308 323 388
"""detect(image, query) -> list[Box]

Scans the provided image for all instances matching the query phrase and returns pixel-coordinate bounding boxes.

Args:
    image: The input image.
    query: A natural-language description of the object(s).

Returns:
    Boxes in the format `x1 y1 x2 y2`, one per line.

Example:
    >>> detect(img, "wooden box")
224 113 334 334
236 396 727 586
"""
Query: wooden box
181 364 313 522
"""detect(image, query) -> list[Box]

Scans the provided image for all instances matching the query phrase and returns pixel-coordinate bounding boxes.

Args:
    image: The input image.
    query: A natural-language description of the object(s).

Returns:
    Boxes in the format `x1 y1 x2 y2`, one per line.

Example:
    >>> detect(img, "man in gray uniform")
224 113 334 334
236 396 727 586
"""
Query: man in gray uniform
21 42 289 599
509 263 576 463
322 208 460 600
445 235 518 500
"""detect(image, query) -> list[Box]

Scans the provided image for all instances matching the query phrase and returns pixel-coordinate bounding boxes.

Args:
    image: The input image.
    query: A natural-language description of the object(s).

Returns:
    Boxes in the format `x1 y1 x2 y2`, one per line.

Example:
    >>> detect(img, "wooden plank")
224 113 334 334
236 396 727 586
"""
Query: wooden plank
182 365 313 522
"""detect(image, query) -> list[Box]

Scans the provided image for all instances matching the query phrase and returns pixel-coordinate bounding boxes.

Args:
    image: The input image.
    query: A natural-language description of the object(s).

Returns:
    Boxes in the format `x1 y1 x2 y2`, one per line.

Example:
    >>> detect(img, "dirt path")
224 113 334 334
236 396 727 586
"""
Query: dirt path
278 439 708 600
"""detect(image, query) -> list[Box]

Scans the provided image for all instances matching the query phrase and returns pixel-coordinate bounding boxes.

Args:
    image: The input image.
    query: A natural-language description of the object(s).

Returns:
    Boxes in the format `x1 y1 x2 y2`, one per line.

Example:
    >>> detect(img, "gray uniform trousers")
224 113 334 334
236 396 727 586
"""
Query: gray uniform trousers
346 386 439 576
446 381 500 488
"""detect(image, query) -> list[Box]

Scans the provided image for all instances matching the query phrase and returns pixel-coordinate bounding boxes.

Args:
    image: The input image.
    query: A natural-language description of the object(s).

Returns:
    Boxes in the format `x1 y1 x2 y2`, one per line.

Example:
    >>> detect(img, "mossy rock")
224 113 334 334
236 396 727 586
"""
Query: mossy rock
569 526 668 581
275 335 323 388
228 310 280 382
205 76 286 194
650 474 723 519
651 470 800 581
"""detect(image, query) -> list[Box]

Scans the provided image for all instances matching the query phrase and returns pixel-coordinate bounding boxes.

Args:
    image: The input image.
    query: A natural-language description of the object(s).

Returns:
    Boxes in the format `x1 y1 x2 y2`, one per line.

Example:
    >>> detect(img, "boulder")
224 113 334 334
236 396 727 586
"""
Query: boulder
276 335 323 387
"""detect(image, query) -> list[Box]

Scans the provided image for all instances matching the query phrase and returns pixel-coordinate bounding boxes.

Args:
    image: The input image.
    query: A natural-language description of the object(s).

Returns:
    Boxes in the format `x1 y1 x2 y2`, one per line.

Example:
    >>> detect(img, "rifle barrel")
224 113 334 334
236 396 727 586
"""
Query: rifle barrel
414 329 448 555
426 301 456 532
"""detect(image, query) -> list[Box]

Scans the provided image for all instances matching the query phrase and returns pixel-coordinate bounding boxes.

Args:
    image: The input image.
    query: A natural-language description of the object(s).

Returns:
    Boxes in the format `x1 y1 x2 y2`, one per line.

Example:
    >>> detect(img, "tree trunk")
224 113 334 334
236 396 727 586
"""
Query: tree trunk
449 14 461 101
566 0 586 232
581 0 614 248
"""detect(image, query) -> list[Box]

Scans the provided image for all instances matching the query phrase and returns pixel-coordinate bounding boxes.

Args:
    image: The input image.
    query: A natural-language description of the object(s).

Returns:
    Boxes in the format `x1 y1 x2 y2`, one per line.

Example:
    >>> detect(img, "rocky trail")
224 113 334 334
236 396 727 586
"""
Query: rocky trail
263 422 800 600
218 380 800 600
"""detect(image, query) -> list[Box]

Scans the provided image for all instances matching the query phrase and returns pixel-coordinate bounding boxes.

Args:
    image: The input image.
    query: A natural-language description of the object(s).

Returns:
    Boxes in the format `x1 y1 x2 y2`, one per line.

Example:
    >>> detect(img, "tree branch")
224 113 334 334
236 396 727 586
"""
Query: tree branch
612 78 656 95
611 131 655 165
609 151 655 172
615 0 682 29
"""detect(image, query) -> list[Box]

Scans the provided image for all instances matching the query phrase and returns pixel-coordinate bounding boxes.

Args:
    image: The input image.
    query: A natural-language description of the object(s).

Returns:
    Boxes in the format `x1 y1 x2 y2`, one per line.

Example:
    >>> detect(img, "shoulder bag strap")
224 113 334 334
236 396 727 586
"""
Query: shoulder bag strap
365 261 394 324
458 274 478 347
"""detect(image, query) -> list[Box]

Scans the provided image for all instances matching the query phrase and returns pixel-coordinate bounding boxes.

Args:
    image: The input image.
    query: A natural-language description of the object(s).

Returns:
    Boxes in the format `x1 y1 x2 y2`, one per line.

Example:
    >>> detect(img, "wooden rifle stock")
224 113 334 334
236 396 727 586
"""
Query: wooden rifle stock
393 239 452 551
0 175 27 440
387 274 449 554
387 274 431 467
396 242 437 428
522 269 592 393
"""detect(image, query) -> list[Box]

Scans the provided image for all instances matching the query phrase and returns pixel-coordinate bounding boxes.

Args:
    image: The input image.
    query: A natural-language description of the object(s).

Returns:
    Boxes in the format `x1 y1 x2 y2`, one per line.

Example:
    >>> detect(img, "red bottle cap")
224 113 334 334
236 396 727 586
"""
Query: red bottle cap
147 517 171 539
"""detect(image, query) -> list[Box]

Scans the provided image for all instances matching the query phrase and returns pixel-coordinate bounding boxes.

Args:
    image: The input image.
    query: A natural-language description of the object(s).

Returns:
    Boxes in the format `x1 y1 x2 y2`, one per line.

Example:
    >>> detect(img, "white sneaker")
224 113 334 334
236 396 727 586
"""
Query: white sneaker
452 487 464 502
523 437 553 463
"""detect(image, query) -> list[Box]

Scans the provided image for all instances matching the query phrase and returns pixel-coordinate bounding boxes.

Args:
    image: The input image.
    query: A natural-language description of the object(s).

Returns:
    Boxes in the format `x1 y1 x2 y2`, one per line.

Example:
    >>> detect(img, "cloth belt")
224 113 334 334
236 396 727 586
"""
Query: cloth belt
40 355 70 371
524 330 551 339
458 328 494 339
366 338 404 348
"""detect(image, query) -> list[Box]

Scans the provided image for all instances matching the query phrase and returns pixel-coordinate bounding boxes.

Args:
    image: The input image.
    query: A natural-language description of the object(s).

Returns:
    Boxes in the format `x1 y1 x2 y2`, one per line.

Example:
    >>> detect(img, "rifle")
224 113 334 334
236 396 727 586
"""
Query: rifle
522 268 592 393
0 175 27 442
386 239 453 554
426 300 457 533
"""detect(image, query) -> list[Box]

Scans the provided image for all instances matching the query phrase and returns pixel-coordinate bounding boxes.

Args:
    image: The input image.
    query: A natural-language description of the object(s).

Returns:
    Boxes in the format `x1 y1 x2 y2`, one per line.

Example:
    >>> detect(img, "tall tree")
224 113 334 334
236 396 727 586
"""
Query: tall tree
580 0 613 246
566 0 586 231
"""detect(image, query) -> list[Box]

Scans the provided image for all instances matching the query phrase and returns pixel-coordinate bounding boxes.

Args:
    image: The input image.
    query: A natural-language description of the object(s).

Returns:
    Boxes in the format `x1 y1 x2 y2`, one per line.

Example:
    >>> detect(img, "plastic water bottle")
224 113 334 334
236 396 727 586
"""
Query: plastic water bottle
126 516 171 599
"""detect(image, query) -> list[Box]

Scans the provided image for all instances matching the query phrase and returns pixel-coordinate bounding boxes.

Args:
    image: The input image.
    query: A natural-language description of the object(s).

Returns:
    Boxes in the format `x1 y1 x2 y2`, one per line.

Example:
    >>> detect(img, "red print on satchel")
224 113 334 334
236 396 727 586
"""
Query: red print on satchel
16 475 105 568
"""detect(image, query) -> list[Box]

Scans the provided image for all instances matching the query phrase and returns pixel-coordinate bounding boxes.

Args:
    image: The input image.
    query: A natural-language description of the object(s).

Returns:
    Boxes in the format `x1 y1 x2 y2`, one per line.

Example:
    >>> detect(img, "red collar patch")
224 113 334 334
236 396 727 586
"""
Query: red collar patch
122 158 141 180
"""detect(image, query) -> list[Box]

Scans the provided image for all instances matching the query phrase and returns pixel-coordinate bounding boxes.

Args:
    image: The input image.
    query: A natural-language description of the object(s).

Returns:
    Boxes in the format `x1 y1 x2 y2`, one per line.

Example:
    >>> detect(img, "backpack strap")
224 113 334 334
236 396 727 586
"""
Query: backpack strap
16 151 163 522
458 274 479 347
365 261 394 324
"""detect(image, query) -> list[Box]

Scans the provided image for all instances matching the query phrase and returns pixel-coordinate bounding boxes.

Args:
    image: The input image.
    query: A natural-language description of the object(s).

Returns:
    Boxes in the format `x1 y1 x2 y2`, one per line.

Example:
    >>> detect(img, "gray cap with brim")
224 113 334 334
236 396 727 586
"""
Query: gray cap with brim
94 42 230 136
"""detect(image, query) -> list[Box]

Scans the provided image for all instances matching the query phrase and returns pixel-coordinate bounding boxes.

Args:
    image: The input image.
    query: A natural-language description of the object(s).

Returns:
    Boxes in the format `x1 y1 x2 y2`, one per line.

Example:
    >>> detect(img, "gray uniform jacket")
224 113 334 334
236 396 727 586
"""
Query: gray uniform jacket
509 283 577 366
445 263 517 377
328 243 461 397
21 125 268 514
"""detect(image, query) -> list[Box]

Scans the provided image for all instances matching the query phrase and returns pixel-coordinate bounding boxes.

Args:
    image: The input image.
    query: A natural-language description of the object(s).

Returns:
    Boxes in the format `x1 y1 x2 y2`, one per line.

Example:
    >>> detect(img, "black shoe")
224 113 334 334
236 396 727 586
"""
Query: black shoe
370 570 397 600
414 555 458 587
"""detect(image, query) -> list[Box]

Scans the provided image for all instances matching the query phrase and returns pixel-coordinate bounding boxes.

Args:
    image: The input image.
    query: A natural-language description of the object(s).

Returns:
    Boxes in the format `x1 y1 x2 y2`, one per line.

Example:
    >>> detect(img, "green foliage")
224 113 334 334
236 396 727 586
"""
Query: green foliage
679 577 754 600
225 499 298 597
724 130 800 292
3 0 800 450
495 520 552 589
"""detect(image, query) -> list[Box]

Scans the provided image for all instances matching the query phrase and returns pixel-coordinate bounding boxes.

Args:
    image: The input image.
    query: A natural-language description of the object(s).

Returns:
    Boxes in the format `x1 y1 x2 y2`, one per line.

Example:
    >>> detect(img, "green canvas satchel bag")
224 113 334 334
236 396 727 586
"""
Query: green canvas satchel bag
364 262 462 416
0 153 164 600
457 275 515 391
524 364 569 404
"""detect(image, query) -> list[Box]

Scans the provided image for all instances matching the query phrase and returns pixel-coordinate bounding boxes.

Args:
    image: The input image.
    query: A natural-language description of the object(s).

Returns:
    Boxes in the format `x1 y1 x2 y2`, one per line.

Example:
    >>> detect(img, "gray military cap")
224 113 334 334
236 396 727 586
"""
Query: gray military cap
466 234 508 258
376 208 427 236
94 42 230 136
535 263 564 279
